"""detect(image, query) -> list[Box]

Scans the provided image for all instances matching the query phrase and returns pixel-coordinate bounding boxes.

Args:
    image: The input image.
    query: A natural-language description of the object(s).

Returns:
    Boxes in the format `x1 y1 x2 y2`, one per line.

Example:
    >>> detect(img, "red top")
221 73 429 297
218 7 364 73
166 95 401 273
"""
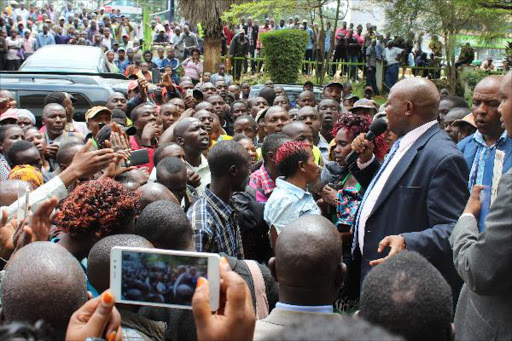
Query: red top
223 25 234 45
129 135 155 172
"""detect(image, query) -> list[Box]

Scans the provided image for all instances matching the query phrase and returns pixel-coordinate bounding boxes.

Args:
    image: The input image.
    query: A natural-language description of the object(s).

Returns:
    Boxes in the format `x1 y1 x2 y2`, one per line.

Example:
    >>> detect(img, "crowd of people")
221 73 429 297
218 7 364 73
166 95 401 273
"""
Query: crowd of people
0 2 512 341
0 1 471 94
0 58 510 339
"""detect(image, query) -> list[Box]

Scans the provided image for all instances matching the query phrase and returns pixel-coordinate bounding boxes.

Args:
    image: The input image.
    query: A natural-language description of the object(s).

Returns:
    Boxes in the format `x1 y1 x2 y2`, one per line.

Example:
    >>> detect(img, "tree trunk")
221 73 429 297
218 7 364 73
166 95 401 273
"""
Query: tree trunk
203 37 222 74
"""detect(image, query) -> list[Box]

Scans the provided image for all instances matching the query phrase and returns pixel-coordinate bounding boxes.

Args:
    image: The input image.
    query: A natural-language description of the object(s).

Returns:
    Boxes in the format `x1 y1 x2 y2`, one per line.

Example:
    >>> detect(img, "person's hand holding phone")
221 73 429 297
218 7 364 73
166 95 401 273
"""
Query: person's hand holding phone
100 149 135 179
66 291 122 341
192 257 255 341
59 140 116 187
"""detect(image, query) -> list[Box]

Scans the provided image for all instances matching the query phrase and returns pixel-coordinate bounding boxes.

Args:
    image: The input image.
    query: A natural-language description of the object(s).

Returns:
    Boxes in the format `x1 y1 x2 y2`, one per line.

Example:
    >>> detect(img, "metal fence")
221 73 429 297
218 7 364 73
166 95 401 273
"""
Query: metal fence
230 56 449 92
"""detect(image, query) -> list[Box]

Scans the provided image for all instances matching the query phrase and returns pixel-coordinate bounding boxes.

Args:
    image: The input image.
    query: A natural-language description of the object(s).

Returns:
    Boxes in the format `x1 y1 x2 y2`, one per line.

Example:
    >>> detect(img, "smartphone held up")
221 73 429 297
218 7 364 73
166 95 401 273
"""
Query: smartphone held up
110 247 220 310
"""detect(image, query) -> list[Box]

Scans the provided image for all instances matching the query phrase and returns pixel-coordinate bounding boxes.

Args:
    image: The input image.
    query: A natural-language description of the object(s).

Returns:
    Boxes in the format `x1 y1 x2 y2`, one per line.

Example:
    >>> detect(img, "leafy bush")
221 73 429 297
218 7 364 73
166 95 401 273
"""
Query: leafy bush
463 69 492 90
260 29 308 83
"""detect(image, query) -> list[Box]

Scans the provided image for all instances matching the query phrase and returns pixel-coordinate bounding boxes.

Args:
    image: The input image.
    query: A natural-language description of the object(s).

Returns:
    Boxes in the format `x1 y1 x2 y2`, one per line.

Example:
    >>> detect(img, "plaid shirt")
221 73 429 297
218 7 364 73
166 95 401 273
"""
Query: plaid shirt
249 164 276 202
188 187 244 259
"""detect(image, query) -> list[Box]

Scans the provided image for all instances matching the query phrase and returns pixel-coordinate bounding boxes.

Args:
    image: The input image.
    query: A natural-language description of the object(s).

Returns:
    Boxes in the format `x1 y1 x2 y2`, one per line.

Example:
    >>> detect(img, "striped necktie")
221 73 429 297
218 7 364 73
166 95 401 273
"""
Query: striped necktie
352 137 402 254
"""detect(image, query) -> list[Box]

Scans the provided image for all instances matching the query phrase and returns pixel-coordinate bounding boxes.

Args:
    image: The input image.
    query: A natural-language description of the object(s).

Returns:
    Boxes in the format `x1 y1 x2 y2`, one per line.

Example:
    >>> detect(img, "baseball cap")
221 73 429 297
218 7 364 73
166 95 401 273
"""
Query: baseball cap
364 86 374 93
350 99 377 113
255 108 269 124
117 46 125 51
344 94 360 101
324 81 343 90
85 106 112 122
0 109 18 122
452 113 476 128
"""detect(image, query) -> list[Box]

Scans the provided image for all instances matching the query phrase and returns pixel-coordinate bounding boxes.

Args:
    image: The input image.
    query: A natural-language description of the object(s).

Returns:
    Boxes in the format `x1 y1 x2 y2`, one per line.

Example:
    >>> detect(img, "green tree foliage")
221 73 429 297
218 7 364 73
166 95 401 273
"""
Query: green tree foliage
260 29 308 83
179 0 243 72
370 0 511 91
222 0 309 24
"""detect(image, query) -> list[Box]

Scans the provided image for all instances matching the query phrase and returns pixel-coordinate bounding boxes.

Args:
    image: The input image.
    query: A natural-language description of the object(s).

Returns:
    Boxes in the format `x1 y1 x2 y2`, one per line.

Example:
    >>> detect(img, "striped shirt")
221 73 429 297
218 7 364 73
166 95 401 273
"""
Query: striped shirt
188 187 244 259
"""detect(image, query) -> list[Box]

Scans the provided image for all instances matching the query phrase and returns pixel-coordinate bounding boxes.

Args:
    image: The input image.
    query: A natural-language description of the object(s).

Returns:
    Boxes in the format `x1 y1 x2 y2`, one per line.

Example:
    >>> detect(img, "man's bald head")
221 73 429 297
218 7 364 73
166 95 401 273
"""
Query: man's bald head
446 107 471 122
3 242 87 339
473 75 504 139
88 234 153 293
265 105 287 119
136 182 178 211
42 103 66 118
173 117 199 138
474 75 503 94
269 215 344 304
386 78 440 136
195 101 214 112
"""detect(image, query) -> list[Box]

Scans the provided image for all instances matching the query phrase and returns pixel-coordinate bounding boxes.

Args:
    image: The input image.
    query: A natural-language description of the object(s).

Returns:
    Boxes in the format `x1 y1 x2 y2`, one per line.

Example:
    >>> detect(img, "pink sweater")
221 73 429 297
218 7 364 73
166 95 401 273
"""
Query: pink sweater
182 58 203 80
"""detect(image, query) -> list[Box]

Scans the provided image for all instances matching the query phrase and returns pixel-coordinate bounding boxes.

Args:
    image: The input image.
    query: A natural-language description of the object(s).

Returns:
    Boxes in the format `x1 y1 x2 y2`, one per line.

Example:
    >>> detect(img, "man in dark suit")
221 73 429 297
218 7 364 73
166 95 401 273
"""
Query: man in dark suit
243 17 258 73
450 71 512 340
349 77 469 297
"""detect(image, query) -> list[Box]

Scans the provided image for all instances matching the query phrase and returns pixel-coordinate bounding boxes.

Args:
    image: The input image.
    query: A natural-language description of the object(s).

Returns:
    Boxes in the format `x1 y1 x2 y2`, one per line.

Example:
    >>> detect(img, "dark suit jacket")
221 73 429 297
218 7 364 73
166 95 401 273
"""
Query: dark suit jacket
351 124 469 296
450 168 512 340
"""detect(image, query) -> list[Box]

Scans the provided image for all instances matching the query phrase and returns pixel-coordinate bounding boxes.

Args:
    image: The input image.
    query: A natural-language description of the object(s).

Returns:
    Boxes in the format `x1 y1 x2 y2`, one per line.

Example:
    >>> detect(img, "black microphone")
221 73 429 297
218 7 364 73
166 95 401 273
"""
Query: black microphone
345 117 388 167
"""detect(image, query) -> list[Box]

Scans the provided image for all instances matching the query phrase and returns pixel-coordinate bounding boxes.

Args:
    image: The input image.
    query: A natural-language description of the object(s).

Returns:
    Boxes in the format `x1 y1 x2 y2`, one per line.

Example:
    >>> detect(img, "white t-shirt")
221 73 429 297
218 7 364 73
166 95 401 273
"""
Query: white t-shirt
384 47 403 65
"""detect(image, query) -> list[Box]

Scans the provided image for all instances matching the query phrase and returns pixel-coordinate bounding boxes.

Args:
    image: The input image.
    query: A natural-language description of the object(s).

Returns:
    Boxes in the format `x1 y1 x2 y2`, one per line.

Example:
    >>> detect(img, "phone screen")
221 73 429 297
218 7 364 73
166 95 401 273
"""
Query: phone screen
119 249 208 307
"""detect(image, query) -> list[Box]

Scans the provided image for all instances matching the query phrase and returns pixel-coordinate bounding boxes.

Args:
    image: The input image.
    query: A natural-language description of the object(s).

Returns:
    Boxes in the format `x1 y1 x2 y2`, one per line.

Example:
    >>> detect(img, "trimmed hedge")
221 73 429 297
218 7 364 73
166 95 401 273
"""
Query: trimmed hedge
260 29 308 84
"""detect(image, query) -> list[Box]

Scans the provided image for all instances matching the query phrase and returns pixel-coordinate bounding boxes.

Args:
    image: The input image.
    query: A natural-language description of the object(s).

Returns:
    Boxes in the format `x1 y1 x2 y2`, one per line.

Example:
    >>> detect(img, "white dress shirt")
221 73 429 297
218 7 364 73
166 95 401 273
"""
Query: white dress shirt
185 154 211 196
357 120 438 253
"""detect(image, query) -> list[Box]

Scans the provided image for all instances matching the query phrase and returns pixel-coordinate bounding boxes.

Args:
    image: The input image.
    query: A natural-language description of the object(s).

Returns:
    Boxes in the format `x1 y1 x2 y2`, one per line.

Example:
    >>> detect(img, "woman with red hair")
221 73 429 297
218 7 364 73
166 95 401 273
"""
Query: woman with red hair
320 114 388 232
54 178 140 262
263 141 321 242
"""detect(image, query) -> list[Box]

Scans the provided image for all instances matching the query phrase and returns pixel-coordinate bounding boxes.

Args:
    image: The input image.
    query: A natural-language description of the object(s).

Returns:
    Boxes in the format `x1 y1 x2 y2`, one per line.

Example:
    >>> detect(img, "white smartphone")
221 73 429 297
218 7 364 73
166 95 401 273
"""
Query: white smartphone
110 247 220 311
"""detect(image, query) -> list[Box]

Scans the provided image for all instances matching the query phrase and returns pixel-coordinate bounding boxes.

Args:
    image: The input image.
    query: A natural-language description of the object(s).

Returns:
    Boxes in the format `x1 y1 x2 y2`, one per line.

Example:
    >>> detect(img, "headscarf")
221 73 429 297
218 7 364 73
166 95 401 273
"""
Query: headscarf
17 109 36 125
8 165 44 190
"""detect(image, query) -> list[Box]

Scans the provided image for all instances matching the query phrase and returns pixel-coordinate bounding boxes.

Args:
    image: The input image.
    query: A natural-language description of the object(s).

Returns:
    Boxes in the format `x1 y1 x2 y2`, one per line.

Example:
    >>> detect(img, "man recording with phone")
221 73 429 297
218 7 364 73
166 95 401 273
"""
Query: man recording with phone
348 77 469 300
129 103 161 172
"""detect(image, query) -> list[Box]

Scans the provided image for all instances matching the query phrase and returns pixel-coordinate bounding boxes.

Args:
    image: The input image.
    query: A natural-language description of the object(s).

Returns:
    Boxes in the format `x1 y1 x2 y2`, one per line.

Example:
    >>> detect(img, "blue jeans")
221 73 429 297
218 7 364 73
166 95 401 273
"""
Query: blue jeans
385 63 399 90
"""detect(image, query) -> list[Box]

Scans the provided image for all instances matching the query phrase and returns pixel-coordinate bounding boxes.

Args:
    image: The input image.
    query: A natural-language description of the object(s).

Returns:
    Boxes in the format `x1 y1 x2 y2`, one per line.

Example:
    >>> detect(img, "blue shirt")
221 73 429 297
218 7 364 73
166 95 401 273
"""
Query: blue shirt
375 41 383 60
467 131 511 230
54 33 71 45
264 177 321 233
162 57 180 83
151 56 166 69
276 302 333 313
305 27 314 50
162 57 180 70
324 29 331 52
35 32 55 49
